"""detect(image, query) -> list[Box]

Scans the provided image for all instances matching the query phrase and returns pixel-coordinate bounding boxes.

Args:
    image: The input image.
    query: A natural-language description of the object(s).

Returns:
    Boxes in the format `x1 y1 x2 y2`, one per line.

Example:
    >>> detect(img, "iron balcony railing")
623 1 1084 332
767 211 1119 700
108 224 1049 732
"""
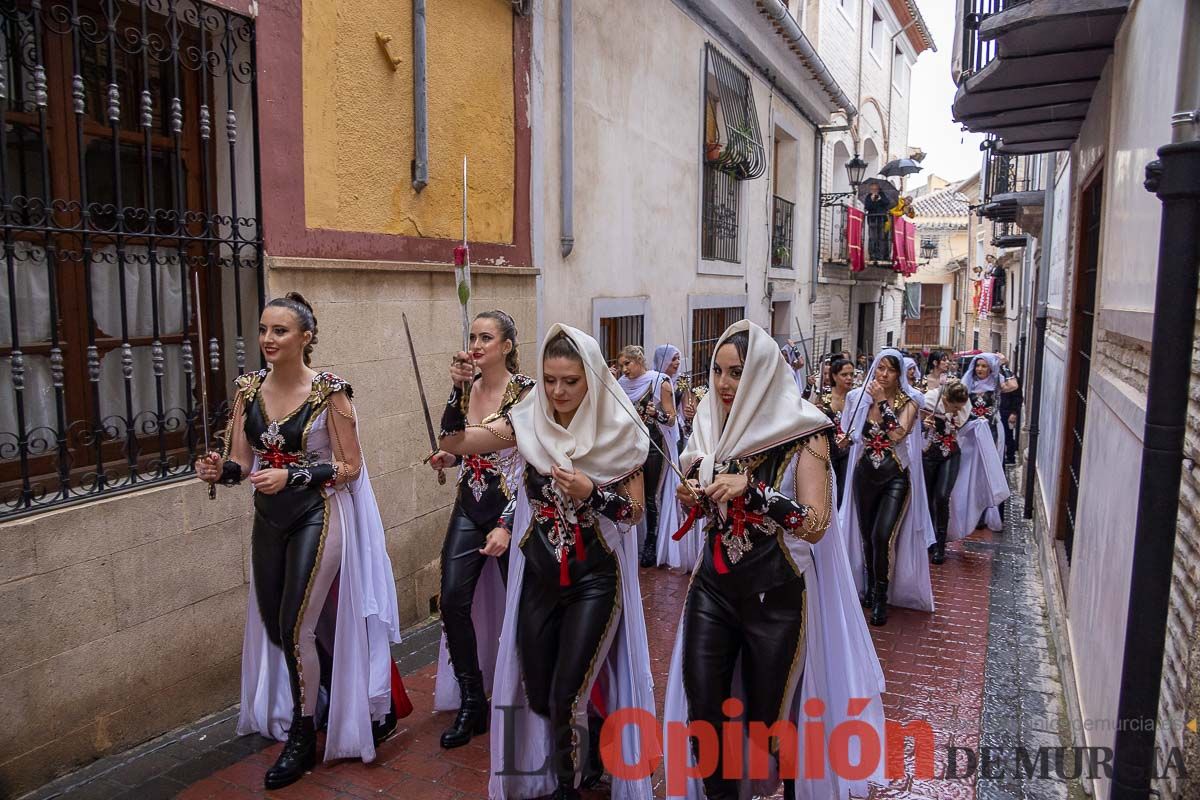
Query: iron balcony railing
701 163 739 262
818 194 893 265
771 195 794 268
983 150 1035 201
0 0 263 519
957 0 1032 81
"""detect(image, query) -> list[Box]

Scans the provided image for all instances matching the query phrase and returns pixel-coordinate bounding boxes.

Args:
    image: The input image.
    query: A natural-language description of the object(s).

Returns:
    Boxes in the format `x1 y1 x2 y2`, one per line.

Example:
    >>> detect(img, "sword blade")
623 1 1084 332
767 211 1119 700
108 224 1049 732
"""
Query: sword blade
402 312 446 484
193 271 215 500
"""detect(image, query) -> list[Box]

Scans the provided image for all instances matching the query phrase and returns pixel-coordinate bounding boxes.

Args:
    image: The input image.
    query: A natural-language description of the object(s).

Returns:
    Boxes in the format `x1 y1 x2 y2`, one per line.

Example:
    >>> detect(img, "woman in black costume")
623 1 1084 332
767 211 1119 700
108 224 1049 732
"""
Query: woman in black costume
427 311 534 749
196 293 407 790
815 356 855 506
439 324 655 800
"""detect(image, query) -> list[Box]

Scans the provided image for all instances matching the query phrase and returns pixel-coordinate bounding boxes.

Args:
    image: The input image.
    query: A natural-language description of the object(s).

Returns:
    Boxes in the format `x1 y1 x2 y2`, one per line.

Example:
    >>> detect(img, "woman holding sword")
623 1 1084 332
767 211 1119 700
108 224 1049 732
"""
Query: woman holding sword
439 324 655 800
426 310 534 750
195 293 408 790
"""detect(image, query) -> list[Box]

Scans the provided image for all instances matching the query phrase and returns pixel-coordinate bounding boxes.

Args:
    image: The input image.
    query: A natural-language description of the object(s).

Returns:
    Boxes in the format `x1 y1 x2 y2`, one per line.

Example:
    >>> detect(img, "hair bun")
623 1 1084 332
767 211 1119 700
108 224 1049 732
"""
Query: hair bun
285 291 314 313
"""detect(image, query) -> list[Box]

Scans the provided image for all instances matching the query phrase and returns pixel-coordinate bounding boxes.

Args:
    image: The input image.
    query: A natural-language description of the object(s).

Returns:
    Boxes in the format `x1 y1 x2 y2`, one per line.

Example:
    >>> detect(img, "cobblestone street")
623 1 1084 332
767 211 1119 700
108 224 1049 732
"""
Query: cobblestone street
25 474 1083 800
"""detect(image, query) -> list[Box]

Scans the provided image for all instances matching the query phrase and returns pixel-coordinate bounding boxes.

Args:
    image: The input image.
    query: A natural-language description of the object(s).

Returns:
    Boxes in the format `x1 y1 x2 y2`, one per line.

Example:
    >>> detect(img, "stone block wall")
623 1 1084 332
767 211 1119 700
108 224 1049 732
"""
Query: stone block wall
0 258 537 797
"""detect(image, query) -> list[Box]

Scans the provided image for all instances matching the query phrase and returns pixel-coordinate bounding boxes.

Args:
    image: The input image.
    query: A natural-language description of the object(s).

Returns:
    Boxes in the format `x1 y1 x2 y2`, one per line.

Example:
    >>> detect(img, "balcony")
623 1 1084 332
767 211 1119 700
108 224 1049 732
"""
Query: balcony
992 219 1027 249
771 196 795 268
980 148 1045 235
819 194 915 277
952 0 1129 154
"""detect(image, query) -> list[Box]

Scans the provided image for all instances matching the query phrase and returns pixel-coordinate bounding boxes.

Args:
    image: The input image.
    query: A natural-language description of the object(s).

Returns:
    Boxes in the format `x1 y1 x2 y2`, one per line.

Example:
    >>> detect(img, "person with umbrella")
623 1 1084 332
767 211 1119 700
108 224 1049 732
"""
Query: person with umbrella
861 180 893 261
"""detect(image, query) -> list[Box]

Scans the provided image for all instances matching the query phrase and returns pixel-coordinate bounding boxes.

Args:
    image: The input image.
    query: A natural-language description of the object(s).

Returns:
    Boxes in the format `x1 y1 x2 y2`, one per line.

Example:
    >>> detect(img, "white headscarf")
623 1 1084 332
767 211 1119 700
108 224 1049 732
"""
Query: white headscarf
652 344 681 381
842 349 926 471
509 324 649 485
904 356 922 385
680 320 831 490
963 352 1001 393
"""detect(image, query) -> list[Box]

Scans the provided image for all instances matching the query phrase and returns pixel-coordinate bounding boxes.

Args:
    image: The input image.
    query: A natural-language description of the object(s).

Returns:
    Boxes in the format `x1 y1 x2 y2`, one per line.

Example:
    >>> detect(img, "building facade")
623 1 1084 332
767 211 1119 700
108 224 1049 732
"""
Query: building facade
809 0 934 360
901 173 970 353
0 0 536 793
532 0 857 380
953 1 1200 797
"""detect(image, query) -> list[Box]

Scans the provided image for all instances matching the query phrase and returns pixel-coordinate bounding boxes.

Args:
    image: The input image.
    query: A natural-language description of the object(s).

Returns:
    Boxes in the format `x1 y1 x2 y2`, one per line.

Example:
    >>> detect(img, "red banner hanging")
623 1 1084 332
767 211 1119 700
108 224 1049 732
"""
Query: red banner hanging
978 277 994 320
846 206 865 272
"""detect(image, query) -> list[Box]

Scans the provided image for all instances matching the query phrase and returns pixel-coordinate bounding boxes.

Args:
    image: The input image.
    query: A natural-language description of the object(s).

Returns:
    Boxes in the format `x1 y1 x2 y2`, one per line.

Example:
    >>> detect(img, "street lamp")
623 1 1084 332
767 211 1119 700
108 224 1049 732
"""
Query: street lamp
921 238 938 261
846 154 868 192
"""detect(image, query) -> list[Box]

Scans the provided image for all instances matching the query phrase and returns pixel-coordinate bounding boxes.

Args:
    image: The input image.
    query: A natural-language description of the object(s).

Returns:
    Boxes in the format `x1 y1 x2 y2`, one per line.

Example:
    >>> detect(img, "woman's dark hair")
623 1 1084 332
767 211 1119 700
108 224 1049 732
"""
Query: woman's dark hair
943 380 969 405
926 349 948 373
878 354 902 375
830 356 853 377
475 310 520 373
544 331 583 365
267 292 318 366
716 331 750 366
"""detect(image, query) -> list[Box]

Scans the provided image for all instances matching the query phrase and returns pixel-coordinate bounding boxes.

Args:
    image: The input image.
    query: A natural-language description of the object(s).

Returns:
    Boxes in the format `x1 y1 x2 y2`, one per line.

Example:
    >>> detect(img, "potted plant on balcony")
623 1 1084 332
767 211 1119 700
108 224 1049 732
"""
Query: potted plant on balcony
705 140 723 162
773 243 791 266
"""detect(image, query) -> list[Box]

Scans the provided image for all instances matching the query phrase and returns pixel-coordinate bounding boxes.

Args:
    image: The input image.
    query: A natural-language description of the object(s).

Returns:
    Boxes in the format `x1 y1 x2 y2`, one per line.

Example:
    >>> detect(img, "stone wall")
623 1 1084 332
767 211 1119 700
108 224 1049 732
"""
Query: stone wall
0 259 537 797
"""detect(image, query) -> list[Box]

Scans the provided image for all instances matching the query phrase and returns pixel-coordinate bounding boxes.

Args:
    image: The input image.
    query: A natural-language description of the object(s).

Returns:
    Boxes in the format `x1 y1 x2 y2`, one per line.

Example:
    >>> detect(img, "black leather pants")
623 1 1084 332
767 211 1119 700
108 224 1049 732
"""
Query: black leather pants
440 507 510 681
854 458 910 589
517 538 618 787
643 442 664 539
252 486 341 718
682 572 807 800
923 452 960 548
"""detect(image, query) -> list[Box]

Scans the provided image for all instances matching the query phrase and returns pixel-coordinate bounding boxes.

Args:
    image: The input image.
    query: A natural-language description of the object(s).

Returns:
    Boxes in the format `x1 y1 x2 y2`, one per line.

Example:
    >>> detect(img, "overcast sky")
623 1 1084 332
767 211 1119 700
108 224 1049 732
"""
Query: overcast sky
907 0 985 185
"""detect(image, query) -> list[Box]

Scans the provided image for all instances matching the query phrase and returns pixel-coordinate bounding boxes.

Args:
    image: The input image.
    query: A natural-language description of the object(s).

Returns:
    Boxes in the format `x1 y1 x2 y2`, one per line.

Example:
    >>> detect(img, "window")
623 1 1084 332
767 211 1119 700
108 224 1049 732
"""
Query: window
893 46 908 93
598 315 644 364
886 331 894 347
0 0 261 519
871 9 884 55
689 306 744 387
702 44 765 263
829 339 843 358
771 301 792 345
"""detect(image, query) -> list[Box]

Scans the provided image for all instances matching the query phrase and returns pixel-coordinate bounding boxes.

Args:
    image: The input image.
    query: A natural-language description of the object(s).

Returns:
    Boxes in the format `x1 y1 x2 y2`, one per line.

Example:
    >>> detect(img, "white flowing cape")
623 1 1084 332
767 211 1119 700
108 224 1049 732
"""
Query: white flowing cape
950 418 1009 540
839 350 936 612
237 410 402 762
661 467 886 799
488 462 657 800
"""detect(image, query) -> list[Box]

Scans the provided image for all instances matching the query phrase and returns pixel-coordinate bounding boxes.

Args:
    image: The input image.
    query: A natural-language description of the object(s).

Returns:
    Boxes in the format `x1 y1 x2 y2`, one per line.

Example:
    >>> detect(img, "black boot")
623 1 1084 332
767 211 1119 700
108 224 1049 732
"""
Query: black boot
861 583 874 609
870 581 889 627
553 784 581 800
372 699 398 747
264 712 317 790
580 715 605 789
931 542 946 565
639 530 658 568
440 672 488 749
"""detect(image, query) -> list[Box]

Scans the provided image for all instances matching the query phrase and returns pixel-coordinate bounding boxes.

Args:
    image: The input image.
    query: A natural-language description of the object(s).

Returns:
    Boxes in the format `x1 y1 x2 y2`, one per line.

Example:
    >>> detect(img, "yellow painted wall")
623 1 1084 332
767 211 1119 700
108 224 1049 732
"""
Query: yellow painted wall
302 0 515 243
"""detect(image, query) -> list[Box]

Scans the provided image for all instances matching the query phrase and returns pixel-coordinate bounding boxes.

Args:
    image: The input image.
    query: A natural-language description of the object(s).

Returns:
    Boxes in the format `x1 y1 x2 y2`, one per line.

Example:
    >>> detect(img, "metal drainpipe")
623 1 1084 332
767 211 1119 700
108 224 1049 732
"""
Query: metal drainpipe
1022 158 1053 520
559 0 574 258
1111 3 1200 794
411 0 428 191
811 130 824 304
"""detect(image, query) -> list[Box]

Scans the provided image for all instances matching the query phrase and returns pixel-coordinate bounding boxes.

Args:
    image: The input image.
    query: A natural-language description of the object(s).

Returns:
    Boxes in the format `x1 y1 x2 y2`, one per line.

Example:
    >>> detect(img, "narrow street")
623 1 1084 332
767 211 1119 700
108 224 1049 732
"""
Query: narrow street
25 476 1081 800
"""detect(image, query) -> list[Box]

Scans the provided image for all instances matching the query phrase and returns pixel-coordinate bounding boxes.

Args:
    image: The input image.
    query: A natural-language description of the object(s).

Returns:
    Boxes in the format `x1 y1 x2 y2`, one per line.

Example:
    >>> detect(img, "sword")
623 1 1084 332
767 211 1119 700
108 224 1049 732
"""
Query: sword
845 357 881 438
194 272 216 500
793 316 814 389
402 312 446 485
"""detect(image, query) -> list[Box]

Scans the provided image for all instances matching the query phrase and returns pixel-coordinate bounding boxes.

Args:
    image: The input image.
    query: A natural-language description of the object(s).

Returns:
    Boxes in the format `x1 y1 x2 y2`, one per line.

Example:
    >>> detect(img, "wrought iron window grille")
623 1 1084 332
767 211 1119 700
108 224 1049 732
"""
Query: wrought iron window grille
771 195 794 268
701 43 765 182
0 0 263 520
688 305 744 390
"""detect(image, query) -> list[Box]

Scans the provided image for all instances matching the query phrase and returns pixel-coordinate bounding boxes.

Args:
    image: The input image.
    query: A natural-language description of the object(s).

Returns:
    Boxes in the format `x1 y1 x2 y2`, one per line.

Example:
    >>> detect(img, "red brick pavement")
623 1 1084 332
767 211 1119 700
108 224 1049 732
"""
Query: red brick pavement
180 534 994 800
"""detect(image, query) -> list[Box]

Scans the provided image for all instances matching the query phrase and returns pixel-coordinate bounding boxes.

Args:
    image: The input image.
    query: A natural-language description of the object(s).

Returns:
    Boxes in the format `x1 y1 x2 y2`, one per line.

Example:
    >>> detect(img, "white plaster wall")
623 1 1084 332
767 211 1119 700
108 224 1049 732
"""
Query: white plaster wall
1046 157 1071 313
1068 385 1143 796
1036 334 1066 522
1098 0 1185 326
536 0 821 350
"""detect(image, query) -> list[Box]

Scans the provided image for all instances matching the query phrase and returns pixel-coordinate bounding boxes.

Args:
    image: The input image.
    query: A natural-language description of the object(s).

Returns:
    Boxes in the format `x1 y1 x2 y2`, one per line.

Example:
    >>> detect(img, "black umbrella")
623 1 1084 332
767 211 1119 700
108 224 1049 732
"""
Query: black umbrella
879 158 924 177
857 179 900 207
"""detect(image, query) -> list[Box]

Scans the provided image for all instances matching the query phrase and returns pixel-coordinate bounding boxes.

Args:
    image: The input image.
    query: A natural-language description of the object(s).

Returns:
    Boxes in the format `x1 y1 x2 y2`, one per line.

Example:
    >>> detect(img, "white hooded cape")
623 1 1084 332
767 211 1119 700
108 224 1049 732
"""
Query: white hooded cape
489 324 655 800
664 321 886 799
237 408 402 762
839 349 936 612
949 418 1009 540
